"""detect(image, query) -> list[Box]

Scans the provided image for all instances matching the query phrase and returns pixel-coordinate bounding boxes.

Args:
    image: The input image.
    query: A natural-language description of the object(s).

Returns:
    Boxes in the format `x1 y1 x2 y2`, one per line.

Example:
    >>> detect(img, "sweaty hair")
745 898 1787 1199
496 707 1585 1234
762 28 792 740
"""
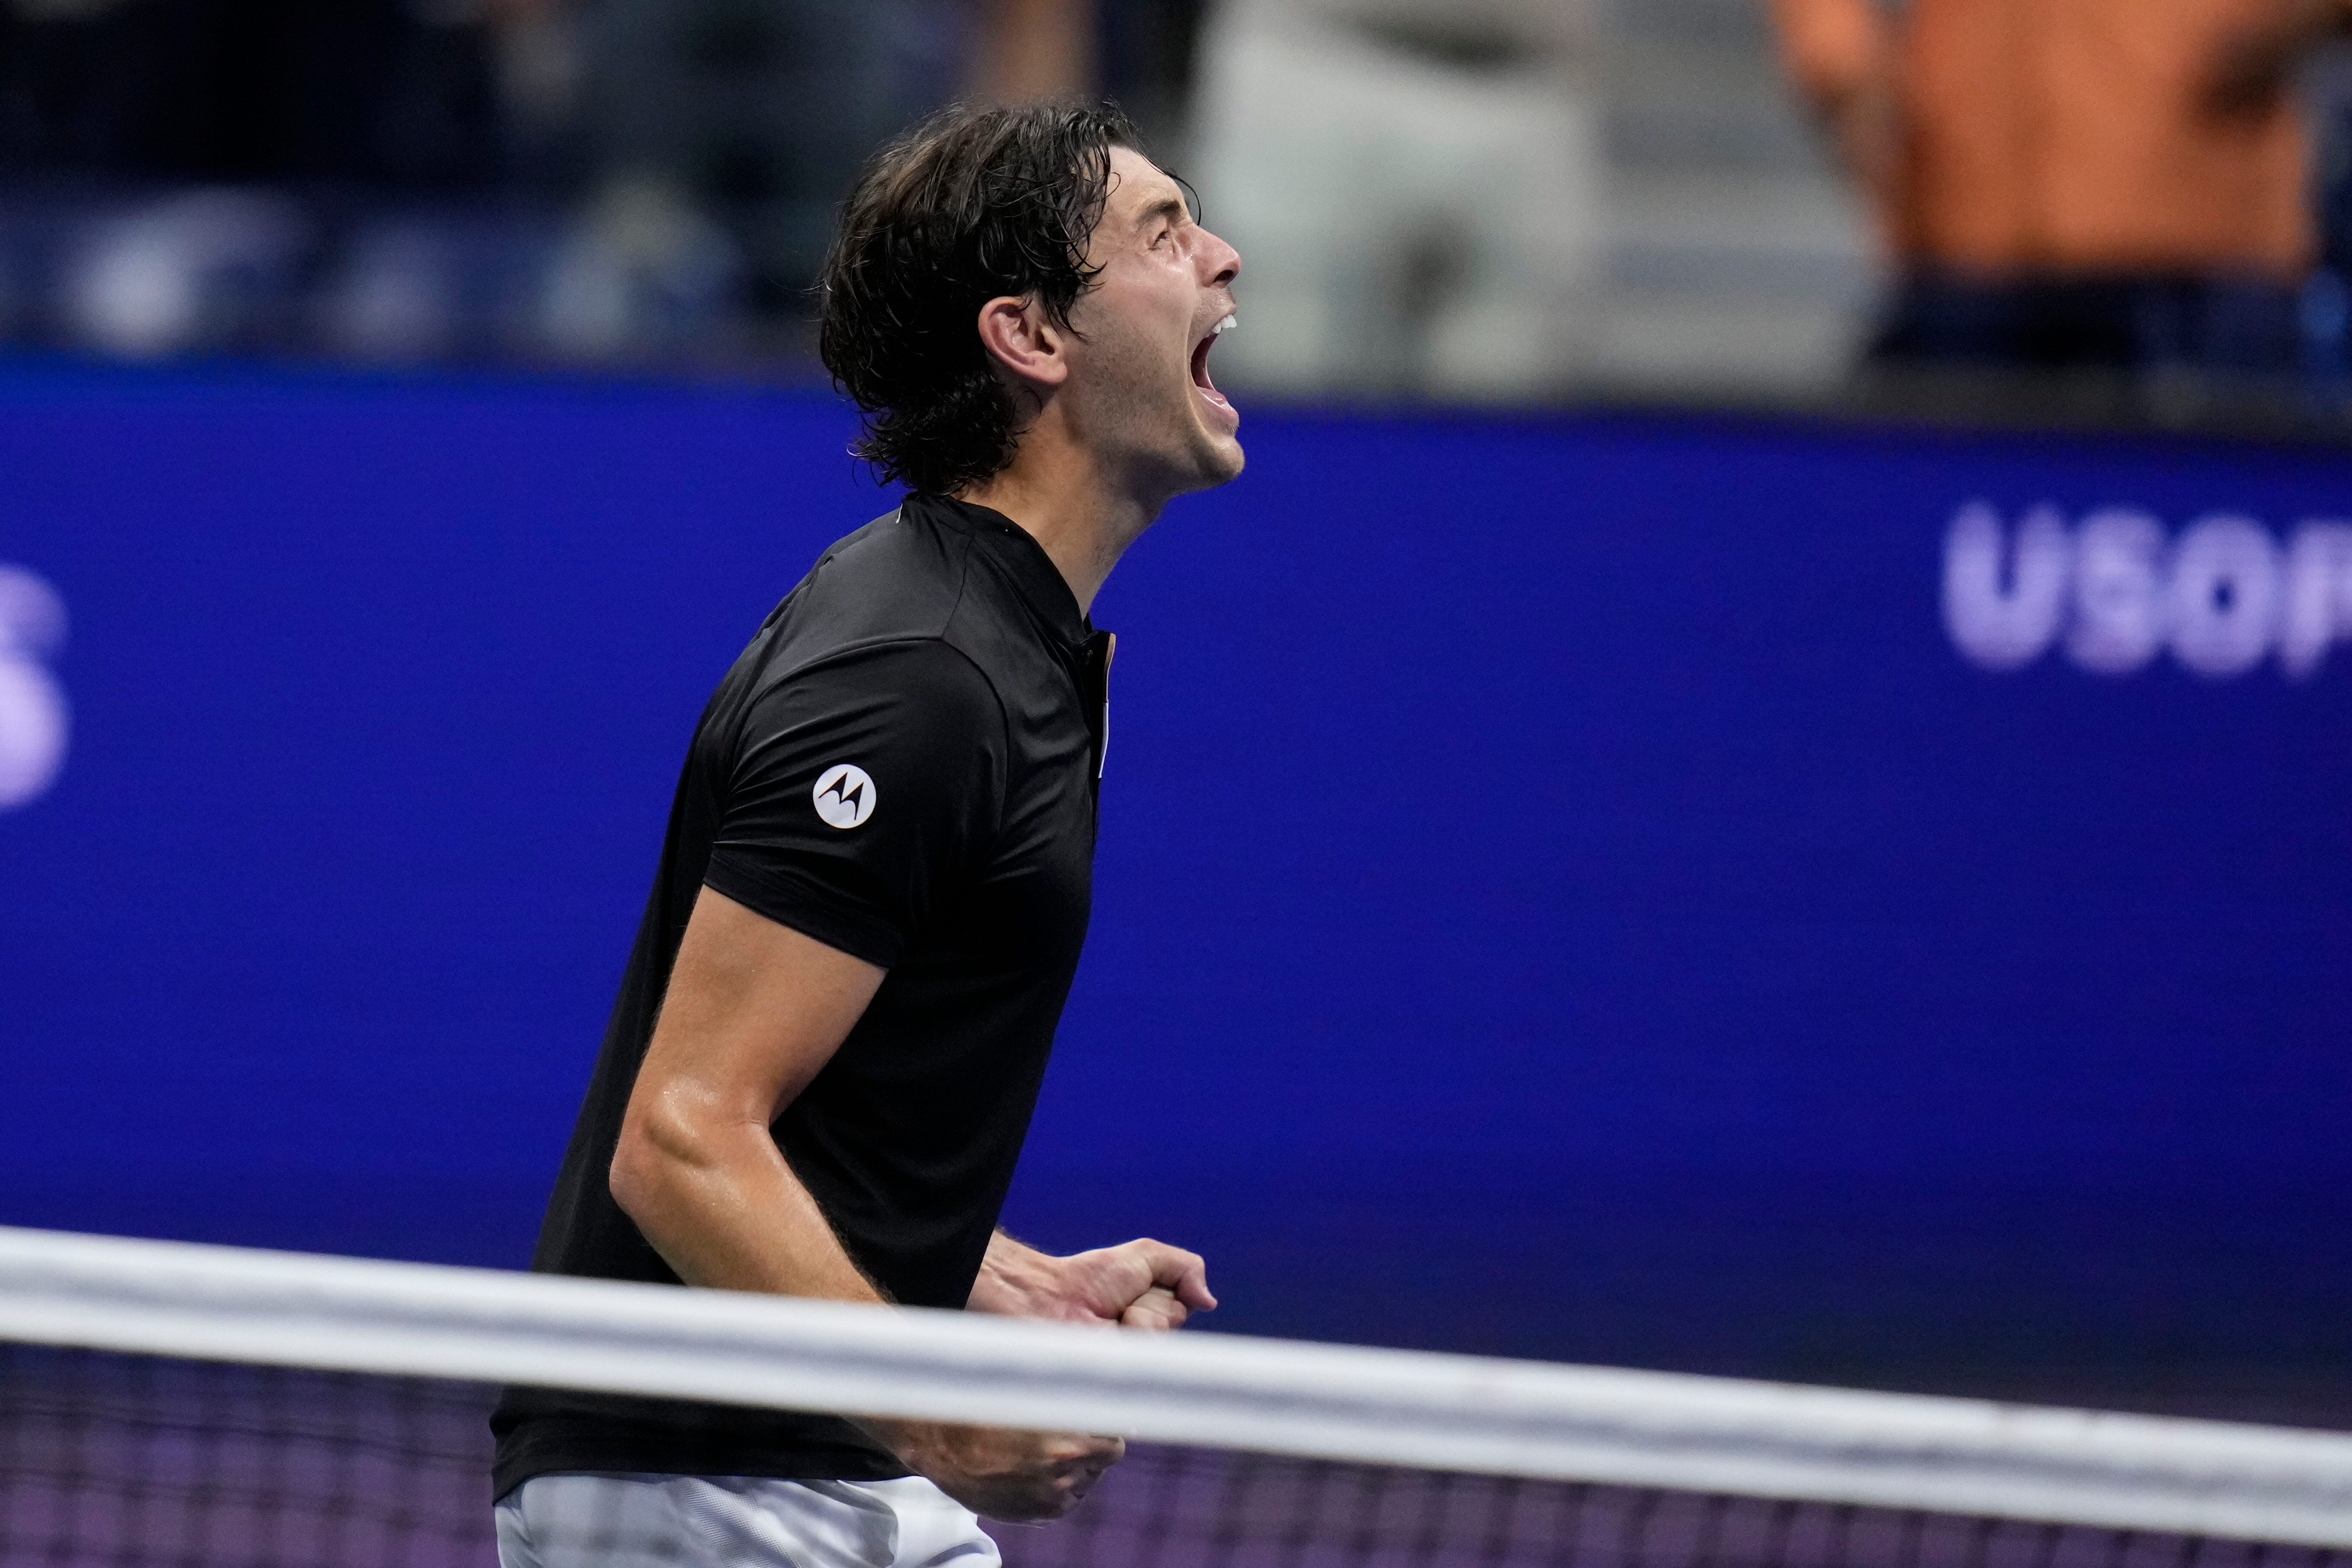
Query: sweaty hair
818 101 1139 497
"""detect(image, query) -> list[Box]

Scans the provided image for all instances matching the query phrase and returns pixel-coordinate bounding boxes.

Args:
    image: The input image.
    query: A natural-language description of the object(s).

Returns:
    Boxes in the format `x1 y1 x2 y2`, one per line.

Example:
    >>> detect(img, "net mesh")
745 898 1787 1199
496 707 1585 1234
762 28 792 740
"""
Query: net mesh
5 1340 2346 1568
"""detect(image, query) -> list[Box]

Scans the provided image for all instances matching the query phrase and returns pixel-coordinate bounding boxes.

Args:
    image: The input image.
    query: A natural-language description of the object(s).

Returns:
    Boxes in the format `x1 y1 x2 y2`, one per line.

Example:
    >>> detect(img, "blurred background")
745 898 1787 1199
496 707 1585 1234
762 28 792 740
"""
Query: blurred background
3 0 2349 1439
8 0 2352 418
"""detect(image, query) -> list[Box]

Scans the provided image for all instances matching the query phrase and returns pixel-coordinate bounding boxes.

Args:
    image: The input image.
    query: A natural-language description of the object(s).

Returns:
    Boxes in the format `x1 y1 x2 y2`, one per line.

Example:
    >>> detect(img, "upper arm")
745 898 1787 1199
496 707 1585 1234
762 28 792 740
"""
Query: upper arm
620 639 1006 1162
621 885 885 1160
703 640 1010 969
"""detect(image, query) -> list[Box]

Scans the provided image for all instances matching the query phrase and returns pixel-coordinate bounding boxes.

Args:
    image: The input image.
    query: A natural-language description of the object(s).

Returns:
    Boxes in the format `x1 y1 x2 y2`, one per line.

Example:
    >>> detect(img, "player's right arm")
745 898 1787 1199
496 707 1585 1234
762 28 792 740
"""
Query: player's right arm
608 882 1123 1521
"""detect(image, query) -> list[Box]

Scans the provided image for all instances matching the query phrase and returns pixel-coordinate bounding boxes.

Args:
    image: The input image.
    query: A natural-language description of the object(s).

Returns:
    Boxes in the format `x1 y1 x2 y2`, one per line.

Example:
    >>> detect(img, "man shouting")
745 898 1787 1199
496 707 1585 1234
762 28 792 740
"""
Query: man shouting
492 100 1247 1568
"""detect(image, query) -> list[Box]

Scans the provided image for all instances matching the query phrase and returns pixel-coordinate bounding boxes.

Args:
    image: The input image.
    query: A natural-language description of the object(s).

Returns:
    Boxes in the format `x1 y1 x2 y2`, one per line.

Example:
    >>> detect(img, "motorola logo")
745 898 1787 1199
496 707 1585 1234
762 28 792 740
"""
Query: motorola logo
811 763 877 829
0 566 69 810
1942 501 2352 678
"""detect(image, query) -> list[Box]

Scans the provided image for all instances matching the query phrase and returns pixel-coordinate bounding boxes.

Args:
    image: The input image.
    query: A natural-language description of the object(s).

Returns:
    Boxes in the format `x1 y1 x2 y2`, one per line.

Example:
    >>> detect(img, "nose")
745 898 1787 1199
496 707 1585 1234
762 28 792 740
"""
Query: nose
1196 224 1241 291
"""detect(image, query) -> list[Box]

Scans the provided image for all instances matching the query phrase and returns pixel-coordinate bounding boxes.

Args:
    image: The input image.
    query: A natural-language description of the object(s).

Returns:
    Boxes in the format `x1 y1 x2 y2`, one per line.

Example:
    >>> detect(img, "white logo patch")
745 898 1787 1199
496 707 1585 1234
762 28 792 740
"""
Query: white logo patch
811 763 877 829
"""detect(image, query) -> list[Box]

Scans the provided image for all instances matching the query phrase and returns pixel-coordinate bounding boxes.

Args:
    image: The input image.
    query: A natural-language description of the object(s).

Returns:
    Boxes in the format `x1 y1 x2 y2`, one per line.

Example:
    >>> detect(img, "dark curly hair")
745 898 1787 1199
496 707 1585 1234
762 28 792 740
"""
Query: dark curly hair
817 101 1139 496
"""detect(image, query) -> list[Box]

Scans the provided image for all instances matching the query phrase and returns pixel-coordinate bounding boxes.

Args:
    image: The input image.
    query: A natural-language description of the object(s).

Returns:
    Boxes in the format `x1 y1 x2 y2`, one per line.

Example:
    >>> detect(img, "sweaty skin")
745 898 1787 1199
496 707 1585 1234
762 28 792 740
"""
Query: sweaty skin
960 144 1246 615
608 143 1239 1523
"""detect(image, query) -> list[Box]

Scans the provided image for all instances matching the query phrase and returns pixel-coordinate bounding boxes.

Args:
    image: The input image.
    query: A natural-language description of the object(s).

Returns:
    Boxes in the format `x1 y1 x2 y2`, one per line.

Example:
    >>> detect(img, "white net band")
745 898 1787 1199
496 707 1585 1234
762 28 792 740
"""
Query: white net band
0 1224 2347 1547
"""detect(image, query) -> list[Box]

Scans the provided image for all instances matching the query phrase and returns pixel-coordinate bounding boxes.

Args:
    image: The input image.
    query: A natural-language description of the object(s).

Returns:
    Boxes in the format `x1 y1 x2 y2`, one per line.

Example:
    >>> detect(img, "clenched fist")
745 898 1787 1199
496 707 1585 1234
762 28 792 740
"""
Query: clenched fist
868 1417 1126 1522
968 1232 1216 1329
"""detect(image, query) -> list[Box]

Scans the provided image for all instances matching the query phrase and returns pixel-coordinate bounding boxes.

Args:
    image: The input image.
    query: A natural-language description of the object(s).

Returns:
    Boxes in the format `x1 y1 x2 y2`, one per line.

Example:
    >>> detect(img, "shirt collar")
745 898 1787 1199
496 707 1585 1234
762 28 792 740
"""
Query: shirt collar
909 493 1093 650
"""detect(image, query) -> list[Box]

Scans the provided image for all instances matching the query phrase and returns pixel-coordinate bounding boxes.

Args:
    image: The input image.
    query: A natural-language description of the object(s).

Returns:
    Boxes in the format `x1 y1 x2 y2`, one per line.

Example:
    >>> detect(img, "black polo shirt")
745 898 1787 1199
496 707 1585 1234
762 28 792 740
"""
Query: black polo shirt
491 493 1111 1497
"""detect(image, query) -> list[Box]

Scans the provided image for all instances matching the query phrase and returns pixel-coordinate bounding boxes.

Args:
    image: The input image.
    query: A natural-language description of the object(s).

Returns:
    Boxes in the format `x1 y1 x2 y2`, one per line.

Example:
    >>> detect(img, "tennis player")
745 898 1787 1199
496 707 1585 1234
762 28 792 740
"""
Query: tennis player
490 101 1243 1567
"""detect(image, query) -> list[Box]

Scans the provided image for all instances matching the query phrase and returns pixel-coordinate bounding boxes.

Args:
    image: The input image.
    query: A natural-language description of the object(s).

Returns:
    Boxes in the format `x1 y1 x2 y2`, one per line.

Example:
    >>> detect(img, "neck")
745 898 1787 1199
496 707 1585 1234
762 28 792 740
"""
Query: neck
955 425 1164 616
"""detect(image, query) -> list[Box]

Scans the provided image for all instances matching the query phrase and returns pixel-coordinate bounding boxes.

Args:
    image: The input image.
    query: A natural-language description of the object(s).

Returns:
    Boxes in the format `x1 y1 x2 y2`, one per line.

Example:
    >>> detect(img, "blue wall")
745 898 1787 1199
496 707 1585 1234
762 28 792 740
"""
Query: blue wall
2 364 2346 1403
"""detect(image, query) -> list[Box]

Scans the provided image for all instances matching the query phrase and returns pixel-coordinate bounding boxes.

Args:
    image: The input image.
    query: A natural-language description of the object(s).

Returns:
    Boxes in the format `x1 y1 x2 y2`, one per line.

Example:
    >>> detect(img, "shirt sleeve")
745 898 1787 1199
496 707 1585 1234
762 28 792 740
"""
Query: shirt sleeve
702 639 1009 968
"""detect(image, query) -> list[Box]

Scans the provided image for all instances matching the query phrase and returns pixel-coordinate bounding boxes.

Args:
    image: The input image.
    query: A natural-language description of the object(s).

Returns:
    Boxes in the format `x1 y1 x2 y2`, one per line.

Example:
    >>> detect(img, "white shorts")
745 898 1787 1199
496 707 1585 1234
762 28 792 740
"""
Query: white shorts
495 1472 1002 1568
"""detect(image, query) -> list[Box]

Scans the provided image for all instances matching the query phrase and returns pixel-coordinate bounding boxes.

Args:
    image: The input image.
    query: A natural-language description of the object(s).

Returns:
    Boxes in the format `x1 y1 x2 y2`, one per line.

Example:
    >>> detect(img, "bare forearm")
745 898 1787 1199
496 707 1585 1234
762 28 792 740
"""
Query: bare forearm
609 888 891 1303
610 1108 882 1304
968 1230 1061 1312
611 1141 1114 1515
603 889 1122 1519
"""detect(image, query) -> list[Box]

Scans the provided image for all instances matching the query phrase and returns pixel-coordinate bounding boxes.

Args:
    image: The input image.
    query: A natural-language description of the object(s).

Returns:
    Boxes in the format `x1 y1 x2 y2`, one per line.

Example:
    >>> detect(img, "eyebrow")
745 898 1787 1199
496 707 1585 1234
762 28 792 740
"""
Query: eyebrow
1132 193 1190 233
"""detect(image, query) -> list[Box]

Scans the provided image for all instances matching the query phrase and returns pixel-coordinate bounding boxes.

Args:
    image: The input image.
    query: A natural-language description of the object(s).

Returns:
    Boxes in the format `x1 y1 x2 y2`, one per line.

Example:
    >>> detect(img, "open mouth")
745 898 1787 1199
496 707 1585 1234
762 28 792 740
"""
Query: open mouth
1191 314 1237 417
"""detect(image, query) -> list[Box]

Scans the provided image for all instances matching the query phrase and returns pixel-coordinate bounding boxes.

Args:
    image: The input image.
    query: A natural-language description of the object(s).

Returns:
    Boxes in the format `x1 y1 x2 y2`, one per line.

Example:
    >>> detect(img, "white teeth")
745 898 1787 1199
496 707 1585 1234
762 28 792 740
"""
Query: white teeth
1212 314 1237 335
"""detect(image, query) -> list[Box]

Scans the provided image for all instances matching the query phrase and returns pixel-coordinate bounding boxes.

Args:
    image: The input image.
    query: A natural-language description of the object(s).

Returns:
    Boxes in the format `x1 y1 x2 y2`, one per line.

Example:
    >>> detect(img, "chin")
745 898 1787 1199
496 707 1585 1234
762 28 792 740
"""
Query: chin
1184 403 1245 485
1178 430 1245 493
1206 437 1246 485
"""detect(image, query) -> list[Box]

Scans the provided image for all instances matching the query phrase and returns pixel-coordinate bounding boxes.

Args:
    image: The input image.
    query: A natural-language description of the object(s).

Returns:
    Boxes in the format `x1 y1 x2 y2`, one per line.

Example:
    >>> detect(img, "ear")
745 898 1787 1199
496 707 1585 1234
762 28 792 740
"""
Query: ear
975 295 1073 393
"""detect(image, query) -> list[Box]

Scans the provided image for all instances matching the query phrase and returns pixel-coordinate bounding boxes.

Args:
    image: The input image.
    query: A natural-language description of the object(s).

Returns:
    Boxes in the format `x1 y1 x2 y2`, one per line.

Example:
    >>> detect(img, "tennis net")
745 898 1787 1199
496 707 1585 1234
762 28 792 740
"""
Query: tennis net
0 1224 2347 1566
